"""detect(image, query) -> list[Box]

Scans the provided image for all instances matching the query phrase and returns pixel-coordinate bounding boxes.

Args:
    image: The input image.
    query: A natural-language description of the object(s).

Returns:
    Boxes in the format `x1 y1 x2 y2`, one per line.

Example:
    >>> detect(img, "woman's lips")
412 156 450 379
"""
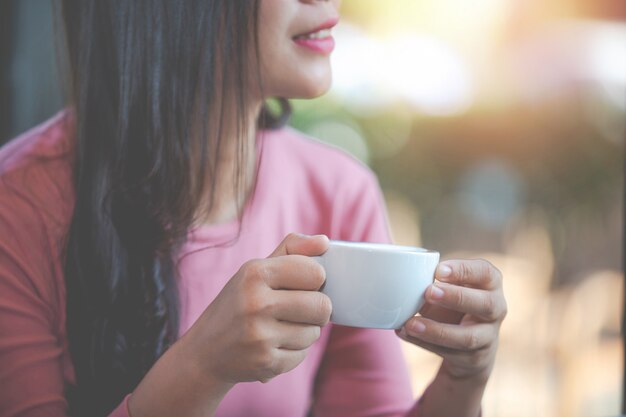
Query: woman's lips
292 18 338 55
293 35 335 55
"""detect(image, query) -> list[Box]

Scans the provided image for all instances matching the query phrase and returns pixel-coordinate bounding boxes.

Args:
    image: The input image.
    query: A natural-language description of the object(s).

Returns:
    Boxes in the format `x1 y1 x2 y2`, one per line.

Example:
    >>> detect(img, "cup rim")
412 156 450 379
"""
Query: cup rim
327 240 439 255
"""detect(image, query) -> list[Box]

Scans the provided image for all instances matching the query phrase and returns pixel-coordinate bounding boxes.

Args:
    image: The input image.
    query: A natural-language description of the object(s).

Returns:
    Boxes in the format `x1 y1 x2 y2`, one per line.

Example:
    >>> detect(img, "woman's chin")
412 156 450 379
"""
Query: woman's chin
261 60 334 100
297 86 331 99
286 75 333 99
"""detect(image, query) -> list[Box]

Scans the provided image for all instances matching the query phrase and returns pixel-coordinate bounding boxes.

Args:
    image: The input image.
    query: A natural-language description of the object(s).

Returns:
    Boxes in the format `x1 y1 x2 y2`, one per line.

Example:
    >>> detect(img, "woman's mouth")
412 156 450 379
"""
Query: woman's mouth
292 20 338 55
294 28 332 40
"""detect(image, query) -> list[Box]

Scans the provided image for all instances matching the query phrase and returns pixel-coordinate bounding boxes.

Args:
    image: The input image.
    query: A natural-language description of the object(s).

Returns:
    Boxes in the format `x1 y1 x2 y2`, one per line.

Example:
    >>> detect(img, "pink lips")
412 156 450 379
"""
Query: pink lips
293 37 336 54
292 17 339 55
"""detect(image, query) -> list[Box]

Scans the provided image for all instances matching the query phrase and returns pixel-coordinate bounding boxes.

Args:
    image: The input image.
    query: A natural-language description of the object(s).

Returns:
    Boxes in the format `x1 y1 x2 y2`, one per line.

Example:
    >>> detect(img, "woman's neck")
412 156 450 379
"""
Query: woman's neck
193 101 262 227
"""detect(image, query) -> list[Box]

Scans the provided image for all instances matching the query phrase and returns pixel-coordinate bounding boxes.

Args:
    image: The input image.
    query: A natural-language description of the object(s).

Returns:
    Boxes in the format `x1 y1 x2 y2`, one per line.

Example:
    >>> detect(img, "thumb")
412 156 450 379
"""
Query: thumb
268 233 329 258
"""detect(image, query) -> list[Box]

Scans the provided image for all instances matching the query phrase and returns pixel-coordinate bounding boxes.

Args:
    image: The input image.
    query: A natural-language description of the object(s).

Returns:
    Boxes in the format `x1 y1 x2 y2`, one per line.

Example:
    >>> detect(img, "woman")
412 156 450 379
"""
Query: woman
0 1 507 416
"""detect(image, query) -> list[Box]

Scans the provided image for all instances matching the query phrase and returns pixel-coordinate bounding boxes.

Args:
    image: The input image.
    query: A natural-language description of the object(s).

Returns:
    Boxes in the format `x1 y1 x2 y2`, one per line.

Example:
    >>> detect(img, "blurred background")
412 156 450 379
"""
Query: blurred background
0 1 623 416
290 1 624 416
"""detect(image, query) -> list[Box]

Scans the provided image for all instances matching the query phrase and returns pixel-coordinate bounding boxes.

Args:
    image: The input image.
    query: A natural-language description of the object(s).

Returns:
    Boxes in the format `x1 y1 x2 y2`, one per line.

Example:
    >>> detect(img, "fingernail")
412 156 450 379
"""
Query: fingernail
437 265 452 280
410 320 426 334
430 284 444 299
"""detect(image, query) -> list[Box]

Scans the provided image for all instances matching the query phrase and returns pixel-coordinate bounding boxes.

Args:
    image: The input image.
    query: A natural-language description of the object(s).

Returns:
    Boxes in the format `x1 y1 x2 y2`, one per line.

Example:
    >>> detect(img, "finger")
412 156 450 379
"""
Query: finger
401 317 495 351
425 283 506 321
419 302 464 325
273 321 322 350
395 330 495 379
258 256 326 291
271 290 332 326
436 259 502 290
259 349 307 383
395 329 458 357
268 233 329 258
274 348 307 370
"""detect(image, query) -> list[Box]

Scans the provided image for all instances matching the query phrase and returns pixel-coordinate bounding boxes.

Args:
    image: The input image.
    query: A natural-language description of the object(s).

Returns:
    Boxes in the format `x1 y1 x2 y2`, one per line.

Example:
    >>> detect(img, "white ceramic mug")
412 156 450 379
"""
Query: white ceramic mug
313 240 440 329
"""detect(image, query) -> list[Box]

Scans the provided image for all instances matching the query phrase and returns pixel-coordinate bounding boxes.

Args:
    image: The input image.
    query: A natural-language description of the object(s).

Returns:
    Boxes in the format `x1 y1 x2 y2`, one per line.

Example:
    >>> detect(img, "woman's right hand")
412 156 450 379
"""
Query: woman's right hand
182 233 332 385
128 233 331 417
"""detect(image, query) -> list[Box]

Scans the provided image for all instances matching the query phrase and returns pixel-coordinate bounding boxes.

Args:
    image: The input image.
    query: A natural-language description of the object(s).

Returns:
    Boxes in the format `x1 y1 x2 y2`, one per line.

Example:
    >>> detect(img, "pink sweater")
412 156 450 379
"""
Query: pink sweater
0 111 414 417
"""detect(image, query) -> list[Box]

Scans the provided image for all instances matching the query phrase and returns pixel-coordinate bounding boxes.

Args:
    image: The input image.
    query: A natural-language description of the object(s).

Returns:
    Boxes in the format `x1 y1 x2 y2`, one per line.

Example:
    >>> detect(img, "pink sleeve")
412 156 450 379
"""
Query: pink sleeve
0 186 130 417
312 171 415 417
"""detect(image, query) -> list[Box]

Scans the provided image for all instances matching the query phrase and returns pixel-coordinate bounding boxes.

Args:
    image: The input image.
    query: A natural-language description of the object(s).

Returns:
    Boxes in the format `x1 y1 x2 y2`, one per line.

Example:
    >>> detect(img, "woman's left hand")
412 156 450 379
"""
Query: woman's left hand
396 259 507 381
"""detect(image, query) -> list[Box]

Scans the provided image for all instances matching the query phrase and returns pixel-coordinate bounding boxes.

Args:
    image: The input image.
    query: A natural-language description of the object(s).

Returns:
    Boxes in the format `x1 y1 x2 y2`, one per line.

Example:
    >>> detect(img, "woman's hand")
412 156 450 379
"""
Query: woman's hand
129 233 331 417
396 259 507 381
182 233 332 385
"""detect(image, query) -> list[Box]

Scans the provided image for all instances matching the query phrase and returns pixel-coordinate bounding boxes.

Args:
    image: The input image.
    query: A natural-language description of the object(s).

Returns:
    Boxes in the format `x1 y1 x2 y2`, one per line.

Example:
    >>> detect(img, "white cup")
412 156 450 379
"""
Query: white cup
313 240 440 329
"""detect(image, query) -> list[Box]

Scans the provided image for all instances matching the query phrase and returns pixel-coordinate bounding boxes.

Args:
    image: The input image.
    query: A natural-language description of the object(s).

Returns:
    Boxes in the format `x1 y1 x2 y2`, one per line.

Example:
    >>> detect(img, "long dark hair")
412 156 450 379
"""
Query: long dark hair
59 1 289 415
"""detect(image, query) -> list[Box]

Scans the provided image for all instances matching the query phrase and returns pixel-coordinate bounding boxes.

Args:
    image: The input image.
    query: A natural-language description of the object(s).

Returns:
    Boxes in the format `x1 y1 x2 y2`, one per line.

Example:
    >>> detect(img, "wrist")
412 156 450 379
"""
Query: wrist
416 360 489 417
128 336 233 417
176 332 235 395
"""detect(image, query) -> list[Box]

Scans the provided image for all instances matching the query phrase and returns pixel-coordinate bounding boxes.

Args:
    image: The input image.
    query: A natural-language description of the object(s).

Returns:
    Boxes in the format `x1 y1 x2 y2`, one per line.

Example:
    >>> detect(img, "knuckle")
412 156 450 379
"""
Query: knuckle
458 262 473 283
255 263 271 284
261 297 279 316
241 259 257 275
482 296 497 320
451 287 465 308
239 261 253 283
464 332 480 350
256 351 278 377
315 293 333 324
477 259 490 277
477 258 491 269
242 289 267 316
242 320 263 343
297 326 320 347
493 268 504 287
282 233 300 250
496 296 508 320
270 361 284 378
435 325 447 342
298 256 326 288
466 351 483 369
468 348 490 369
282 351 306 375
242 259 265 283
311 261 326 288
480 258 502 286
311 325 322 342
256 351 274 373
243 293 262 316
487 293 508 321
